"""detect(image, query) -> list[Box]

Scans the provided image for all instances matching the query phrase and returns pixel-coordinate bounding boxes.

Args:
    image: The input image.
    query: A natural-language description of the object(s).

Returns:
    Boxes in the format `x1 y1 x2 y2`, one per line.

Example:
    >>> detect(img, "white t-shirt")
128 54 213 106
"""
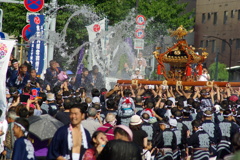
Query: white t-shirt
199 73 210 81
143 149 151 160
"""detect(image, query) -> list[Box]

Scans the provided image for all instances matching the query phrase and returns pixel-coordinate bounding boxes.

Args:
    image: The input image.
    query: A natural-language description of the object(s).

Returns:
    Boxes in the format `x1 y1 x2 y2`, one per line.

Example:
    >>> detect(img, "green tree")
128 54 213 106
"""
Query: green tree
1 1 26 40
208 62 228 81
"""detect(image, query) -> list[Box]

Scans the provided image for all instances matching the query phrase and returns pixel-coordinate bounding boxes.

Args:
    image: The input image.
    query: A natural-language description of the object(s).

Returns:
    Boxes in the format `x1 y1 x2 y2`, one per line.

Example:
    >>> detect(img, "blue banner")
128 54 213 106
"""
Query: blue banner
28 15 44 75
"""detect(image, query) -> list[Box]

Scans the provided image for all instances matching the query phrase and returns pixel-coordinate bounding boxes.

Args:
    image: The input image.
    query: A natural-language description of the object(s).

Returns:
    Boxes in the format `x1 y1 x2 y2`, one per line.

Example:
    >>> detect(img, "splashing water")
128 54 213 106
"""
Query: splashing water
30 4 170 89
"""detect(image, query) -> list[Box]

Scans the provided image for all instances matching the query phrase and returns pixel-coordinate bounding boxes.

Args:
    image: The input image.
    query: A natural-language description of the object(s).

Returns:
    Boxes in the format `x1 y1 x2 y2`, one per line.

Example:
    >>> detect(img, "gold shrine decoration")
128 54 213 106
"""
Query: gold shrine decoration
168 25 194 40
117 80 240 87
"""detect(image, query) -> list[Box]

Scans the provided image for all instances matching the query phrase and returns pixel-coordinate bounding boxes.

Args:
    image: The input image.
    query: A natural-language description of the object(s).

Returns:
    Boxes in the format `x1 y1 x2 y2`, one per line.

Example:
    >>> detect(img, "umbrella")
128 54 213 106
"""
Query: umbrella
28 114 64 141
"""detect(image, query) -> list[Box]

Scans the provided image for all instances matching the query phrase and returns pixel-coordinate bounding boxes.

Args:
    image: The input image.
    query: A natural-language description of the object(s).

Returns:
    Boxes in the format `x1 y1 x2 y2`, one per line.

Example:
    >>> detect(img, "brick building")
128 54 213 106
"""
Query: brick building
194 0 240 69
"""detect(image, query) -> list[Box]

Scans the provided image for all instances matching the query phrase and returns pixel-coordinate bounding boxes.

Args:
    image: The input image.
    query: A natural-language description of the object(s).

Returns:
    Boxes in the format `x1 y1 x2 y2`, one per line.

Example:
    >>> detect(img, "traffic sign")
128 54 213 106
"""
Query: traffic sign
135 25 145 29
24 0 44 12
26 12 40 23
136 15 146 25
134 39 144 50
22 24 32 41
135 29 145 39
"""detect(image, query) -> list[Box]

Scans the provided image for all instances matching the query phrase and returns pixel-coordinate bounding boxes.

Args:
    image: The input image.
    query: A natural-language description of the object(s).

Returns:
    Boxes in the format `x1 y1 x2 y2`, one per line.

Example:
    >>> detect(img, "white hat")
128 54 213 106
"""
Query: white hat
92 97 100 103
169 118 177 127
135 68 140 71
130 115 142 125
47 93 55 101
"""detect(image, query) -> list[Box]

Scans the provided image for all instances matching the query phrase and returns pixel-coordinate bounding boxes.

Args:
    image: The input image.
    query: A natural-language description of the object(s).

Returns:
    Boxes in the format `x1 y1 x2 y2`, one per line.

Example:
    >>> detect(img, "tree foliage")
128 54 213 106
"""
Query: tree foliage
208 62 228 81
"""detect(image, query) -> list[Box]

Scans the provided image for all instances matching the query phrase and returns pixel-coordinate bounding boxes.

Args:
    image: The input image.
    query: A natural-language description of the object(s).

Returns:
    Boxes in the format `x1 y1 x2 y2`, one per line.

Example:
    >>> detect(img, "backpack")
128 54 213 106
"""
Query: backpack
118 97 134 118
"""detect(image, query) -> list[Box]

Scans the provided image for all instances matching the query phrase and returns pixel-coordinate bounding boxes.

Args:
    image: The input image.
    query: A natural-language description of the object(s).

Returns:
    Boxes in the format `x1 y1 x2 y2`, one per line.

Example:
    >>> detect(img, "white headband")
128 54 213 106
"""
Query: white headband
223 113 233 117
203 112 213 117
15 122 26 132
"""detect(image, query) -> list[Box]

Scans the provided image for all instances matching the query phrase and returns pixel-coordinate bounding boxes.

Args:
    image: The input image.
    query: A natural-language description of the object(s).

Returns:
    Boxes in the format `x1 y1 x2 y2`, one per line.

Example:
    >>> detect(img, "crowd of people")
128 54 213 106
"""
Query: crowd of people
2 55 240 160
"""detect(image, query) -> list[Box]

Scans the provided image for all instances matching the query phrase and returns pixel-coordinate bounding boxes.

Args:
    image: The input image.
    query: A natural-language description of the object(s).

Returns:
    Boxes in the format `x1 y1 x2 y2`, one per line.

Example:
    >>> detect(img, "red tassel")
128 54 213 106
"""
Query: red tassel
157 64 162 75
186 65 191 76
197 64 202 75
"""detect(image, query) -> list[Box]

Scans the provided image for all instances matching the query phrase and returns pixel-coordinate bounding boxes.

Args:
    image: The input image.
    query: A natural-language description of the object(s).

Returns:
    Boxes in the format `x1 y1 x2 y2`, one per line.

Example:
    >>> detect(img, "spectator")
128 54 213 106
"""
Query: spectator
97 113 116 141
47 104 91 160
129 115 148 151
3 111 18 160
97 125 141 160
73 68 90 90
55 98 72 125
44 60 62 86
87 65 105 90
12 118 35 160
82 108 102 136
131 68 144 79
9 64 30 89
82 131 108 160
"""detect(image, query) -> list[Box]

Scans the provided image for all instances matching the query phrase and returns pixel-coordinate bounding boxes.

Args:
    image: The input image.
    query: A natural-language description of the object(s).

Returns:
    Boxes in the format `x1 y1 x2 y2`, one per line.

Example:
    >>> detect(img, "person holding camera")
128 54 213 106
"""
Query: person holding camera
198 68 210 81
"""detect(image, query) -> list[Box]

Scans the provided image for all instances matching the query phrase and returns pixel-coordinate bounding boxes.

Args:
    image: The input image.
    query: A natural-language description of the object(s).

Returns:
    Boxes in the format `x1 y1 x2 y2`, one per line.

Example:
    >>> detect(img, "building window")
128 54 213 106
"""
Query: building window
238 10 240 20
206 40 209 48
222 40 226 51
224 11 228 24
213 12 218 25
231 10 235 18
202 13 206 23
236 39 240 49
208 13 211 20
200 40 204 47
212 40 215 53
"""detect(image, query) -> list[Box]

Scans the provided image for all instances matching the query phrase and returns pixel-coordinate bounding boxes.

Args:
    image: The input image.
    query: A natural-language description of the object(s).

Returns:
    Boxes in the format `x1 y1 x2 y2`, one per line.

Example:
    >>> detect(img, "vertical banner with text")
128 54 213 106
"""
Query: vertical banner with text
0 40 15 121
28 15 45 75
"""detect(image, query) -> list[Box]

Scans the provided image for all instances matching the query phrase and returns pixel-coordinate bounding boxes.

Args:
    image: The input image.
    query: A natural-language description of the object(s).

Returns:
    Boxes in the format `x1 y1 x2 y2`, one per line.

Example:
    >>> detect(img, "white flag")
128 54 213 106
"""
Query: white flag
0 40 15 121
86 18 106 42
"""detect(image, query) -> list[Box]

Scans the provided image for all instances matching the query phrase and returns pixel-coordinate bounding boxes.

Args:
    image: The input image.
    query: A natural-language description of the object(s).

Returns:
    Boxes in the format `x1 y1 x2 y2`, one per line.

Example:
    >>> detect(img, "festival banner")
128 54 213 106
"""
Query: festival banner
86 18 106 42
28 15 45 75
0 40 15 121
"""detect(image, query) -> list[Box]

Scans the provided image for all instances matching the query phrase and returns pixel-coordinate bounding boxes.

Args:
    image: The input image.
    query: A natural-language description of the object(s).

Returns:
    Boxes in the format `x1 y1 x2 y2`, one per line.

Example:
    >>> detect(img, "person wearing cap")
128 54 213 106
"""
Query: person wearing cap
152 118 177 160
97 125 141 160
131 68 144 79
12 118 35 160
169 118 182 160
187 120 210 160
201 110 221 159
97 113 116 141
217 109 240 159
46 93 58 116
129 115 148 151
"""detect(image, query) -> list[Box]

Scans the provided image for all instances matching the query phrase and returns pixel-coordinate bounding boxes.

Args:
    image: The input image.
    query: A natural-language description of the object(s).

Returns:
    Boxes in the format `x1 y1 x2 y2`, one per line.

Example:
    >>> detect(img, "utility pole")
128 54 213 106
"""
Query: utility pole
0 9 2 32
46 0 57 66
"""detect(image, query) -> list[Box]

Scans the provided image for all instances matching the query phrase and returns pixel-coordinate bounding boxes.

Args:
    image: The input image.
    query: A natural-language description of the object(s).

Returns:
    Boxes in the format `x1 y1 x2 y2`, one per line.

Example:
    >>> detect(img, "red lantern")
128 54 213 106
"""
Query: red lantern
157 64 162 75
186 65 191 76
197 64 202 75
